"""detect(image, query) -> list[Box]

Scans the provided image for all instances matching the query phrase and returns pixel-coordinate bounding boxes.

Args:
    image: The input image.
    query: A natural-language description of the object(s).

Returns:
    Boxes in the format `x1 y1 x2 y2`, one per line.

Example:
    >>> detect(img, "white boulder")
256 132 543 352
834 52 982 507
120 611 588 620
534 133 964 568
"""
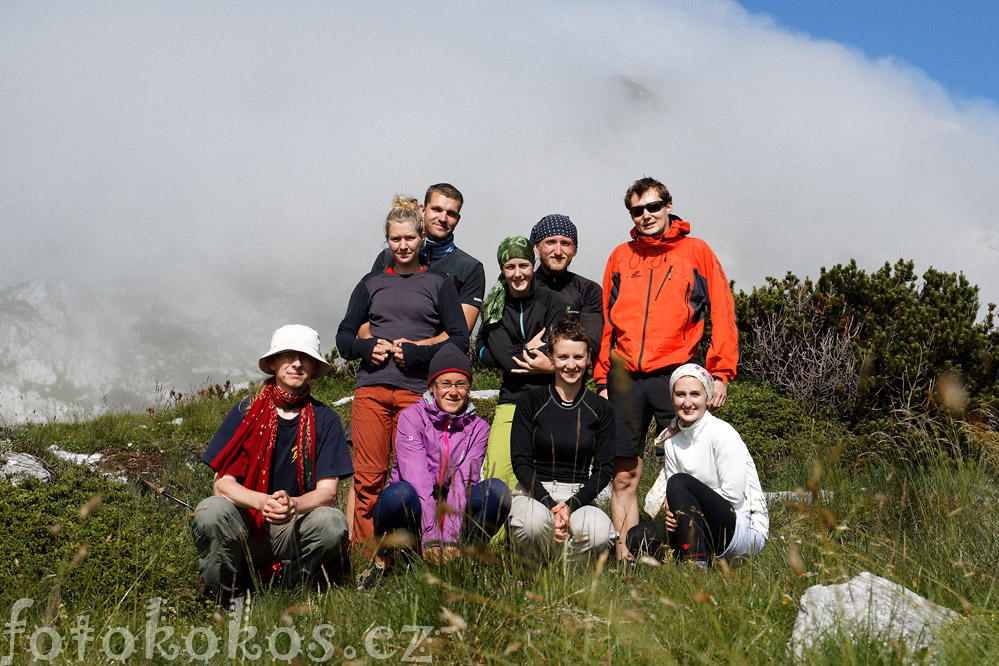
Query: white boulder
789 571 960 662
1 452 52 485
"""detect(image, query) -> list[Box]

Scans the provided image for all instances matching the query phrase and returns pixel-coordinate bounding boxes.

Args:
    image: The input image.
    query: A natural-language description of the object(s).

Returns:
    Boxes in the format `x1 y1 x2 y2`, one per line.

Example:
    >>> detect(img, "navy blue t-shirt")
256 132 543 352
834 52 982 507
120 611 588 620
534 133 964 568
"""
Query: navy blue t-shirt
202 398 354 496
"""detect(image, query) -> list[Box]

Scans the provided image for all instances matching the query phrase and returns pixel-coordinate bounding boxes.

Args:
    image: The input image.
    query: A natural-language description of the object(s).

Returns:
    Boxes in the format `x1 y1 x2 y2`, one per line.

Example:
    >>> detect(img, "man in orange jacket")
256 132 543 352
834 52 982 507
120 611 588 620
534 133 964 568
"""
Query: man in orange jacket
596 177 739 561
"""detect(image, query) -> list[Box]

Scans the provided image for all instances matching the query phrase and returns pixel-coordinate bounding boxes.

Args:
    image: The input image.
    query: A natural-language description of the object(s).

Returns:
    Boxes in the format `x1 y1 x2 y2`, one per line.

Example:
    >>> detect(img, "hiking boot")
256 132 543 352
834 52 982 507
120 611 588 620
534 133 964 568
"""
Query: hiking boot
355 562 388 592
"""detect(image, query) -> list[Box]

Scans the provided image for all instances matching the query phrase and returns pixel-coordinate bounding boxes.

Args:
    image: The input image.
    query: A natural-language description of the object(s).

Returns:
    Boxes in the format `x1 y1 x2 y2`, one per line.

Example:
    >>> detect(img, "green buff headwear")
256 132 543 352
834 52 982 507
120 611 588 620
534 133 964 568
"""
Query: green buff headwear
481 235 535 326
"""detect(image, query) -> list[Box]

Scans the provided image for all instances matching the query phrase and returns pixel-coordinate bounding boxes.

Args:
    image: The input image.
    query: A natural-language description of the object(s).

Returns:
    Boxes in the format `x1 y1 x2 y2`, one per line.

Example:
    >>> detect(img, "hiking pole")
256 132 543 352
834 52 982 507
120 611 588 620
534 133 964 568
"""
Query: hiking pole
138 477 194 510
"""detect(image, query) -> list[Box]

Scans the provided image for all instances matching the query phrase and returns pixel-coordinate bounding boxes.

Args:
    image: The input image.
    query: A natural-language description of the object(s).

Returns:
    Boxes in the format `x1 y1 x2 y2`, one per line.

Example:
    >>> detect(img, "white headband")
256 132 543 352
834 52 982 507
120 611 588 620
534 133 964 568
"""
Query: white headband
669 363 715 400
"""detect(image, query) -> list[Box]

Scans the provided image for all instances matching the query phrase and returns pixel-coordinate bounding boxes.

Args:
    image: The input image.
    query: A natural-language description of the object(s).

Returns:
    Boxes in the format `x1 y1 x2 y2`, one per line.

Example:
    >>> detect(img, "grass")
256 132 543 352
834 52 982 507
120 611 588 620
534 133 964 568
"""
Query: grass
1 378 998 664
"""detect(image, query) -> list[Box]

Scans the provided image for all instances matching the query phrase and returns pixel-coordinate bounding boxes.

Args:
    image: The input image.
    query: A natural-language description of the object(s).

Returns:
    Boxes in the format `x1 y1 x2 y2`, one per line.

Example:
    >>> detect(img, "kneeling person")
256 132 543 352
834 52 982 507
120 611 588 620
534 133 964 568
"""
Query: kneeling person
192 325 353 604
362 345 511 587
626 364 768 566
509 316 617 561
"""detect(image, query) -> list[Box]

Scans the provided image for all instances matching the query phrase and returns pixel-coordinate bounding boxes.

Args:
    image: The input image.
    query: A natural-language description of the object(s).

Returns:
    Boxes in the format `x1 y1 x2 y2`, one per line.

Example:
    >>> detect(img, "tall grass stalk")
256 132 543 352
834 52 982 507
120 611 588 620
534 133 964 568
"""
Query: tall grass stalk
1 388 997 663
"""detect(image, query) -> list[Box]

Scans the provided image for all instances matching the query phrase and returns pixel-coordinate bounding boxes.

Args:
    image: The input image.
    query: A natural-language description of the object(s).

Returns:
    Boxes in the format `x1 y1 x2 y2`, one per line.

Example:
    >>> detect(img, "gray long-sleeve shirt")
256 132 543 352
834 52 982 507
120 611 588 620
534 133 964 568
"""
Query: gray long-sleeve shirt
337 267 469 394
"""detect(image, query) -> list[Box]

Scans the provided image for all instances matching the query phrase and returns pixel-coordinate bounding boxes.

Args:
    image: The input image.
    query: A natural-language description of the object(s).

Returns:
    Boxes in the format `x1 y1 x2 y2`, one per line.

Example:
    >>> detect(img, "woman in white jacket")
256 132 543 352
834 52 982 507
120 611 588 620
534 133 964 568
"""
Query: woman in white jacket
626 364 768 565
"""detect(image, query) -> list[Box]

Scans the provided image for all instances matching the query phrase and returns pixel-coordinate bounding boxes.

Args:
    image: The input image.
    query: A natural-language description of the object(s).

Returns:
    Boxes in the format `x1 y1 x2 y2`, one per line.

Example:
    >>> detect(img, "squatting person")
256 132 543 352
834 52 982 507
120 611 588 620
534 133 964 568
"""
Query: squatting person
192 325 353 606
626 364 768 565
508 316 617 560
358 344 511 588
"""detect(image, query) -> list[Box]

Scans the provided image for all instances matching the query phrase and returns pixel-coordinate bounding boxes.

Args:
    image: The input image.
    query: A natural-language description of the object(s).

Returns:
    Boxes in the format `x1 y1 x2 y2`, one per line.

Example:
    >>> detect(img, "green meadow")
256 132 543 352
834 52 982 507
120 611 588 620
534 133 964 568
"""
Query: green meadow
2 373 997 665
3 260 998 664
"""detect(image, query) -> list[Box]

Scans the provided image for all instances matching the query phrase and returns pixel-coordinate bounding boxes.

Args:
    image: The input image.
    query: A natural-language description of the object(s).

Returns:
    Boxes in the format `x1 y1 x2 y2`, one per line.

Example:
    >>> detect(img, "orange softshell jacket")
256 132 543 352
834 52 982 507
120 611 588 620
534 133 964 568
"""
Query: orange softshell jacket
594 216 739 388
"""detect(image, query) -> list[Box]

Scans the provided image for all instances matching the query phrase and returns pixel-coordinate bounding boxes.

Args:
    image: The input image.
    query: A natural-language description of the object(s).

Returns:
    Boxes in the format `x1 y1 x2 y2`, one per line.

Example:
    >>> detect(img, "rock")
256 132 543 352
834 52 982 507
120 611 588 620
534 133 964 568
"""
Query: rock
788 572 960 662
1 453 52 485
2 447 128 487
48 445 103 466
765 490 834 503
171 417 183 425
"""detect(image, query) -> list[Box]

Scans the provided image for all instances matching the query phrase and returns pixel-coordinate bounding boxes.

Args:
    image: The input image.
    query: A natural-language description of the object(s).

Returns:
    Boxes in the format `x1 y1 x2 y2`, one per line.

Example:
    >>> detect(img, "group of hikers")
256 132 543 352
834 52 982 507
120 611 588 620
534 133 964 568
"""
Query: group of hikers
190 177 770 604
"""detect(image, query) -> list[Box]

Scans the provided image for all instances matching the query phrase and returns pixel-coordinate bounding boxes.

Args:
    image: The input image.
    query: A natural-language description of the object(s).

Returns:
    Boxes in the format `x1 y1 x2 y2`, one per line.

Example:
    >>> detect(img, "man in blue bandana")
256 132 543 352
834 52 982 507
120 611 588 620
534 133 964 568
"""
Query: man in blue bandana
371 183 485 332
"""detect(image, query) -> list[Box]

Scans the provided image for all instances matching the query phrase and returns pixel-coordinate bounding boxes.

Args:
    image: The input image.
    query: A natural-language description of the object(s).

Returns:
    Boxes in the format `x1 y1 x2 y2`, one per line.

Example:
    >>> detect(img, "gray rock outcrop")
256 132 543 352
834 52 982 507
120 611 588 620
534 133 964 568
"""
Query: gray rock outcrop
1 452 52 485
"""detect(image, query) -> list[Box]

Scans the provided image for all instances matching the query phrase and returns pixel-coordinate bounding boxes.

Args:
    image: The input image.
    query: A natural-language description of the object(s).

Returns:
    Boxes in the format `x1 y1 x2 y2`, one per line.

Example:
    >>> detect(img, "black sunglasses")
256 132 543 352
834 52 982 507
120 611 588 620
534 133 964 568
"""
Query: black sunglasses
628 200 668 218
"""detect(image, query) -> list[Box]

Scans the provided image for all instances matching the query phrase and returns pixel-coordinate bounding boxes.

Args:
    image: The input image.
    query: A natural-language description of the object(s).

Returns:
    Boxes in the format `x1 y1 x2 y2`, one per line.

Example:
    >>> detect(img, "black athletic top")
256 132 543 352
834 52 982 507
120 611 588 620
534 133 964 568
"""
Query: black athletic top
534 268 604 358
510 385 615 512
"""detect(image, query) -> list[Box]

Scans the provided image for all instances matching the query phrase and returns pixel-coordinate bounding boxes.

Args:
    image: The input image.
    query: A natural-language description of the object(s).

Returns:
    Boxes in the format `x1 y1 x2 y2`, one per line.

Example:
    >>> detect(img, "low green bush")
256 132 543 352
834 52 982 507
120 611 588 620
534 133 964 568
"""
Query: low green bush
716 381 859 483
735 259 999 429
0 466 197 614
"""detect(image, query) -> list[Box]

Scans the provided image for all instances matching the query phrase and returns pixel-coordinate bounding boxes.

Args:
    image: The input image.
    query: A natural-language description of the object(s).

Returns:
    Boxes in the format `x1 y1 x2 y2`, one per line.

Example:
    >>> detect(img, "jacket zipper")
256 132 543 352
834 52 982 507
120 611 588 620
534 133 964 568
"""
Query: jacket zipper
439 416 452 487
683 283 691 340
655 264 672 301
637 268 653 371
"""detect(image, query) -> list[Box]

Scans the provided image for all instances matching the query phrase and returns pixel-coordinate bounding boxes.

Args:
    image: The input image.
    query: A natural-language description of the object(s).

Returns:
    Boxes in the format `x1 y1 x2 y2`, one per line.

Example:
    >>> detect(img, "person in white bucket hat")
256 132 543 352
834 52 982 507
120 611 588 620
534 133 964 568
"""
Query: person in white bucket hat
256 324 333 377
191 324 353 607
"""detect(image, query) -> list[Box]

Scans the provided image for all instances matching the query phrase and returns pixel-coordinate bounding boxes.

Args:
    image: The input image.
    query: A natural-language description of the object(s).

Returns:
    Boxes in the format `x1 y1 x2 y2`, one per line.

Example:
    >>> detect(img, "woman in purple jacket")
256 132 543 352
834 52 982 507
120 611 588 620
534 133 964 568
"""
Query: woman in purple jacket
357 344 511 589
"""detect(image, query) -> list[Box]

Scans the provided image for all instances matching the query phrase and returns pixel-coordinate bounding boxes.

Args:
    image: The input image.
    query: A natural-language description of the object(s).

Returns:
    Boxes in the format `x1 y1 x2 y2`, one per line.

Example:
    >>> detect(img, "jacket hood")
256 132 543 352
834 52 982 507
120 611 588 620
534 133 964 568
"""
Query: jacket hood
629 214 690 245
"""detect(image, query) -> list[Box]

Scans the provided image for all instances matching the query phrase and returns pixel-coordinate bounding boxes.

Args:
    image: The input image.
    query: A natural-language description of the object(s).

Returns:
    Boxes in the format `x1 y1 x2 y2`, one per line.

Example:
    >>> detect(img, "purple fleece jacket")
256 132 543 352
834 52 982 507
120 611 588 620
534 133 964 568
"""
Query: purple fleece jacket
389 393 489 548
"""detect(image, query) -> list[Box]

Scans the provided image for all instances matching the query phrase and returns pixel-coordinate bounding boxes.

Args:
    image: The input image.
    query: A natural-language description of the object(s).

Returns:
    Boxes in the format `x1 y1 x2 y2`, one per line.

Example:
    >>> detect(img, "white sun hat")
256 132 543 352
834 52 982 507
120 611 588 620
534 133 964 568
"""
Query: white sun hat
258 324 333 379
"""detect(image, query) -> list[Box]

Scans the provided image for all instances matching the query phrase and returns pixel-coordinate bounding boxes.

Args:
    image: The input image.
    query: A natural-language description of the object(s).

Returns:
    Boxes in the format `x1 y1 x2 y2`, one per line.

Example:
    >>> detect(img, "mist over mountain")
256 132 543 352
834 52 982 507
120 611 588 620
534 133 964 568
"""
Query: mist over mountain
3 1 998 422
0 279 260 422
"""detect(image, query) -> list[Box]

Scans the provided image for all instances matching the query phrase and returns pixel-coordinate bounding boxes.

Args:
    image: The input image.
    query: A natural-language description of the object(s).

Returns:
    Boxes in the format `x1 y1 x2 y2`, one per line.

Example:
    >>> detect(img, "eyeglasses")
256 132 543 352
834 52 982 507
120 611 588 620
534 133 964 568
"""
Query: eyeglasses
435 380 470 391
628 200 667 218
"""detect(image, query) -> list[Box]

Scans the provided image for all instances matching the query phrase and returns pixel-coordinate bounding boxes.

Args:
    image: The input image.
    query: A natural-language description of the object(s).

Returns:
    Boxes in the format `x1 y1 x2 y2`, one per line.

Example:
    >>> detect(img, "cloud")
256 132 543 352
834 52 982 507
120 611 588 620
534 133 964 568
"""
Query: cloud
2 0 998 415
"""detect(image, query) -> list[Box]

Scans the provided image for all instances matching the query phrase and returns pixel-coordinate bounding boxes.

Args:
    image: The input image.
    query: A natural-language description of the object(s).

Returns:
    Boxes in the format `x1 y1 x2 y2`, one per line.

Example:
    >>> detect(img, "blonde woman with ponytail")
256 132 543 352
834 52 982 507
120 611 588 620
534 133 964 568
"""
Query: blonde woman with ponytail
336 195 470 553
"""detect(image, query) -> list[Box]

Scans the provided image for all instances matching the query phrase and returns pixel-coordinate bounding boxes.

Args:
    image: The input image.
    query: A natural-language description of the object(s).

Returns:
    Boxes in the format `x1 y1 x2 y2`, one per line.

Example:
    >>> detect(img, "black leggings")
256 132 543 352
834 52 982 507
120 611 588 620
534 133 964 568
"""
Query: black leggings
626 473 736 562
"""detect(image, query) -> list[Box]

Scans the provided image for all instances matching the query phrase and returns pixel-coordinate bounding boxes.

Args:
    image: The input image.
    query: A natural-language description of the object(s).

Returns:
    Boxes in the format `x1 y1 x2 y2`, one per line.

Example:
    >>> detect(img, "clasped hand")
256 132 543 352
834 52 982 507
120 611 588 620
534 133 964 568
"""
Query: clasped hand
369 338 412 369
261 490 297 525
551 502 571 544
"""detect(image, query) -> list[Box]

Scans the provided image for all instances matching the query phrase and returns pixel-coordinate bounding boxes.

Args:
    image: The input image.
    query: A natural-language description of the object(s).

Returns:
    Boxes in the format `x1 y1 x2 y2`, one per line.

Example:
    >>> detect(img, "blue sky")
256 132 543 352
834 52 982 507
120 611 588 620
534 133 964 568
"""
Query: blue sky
736 0 998 102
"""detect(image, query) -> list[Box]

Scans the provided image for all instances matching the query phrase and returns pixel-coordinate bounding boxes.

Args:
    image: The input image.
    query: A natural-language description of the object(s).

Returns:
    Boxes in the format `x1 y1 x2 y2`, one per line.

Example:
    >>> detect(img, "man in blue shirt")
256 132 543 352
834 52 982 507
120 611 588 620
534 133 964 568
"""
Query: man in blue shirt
191 325 353 606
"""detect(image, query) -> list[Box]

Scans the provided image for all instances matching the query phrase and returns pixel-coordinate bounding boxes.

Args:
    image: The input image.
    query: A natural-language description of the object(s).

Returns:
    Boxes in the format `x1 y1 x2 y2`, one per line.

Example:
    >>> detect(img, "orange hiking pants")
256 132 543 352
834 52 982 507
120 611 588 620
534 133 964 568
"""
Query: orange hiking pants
350 385 421 549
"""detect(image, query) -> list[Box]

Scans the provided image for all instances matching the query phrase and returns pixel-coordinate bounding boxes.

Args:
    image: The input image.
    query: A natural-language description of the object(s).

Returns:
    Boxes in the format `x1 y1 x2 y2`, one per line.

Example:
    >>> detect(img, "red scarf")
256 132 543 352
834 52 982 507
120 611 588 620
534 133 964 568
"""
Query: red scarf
209 381 316 540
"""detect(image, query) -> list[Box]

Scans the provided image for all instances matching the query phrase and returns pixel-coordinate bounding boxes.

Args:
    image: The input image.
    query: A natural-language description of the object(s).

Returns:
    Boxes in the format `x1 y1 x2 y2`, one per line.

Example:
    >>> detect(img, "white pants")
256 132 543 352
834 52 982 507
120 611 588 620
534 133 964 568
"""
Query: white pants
720 510 767 560
508 481 617 561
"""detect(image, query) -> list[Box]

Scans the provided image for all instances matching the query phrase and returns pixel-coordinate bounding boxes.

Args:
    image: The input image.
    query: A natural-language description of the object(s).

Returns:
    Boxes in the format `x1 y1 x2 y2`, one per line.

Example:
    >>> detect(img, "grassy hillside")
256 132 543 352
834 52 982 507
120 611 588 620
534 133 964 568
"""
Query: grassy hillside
1 376 997 664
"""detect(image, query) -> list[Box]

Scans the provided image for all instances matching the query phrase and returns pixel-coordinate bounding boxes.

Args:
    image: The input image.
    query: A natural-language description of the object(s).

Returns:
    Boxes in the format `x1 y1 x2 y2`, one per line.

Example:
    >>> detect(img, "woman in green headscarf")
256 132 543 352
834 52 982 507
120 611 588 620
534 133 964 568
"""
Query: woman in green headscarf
475 235 565 490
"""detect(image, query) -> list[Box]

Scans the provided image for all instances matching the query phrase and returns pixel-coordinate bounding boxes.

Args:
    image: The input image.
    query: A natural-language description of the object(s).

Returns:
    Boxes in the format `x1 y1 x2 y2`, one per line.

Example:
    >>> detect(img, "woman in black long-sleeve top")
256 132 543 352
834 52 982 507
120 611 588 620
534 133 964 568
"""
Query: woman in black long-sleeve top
507 316 616 560
475 235 564 490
